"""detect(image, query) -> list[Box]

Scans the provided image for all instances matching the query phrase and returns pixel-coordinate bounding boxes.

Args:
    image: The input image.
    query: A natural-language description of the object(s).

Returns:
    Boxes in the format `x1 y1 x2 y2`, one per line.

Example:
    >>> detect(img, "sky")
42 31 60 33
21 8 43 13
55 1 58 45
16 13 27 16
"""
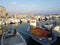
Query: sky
0 0 60 14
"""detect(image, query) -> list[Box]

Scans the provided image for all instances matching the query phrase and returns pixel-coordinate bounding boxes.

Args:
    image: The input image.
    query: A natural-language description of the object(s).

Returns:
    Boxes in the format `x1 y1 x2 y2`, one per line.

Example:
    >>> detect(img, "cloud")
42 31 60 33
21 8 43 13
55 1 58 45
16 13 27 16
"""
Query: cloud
11 2 17 5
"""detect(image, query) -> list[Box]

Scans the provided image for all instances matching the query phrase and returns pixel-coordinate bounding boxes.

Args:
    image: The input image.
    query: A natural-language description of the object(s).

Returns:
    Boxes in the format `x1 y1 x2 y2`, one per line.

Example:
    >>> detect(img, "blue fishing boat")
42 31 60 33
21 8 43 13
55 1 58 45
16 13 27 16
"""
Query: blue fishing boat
28 26 57 45
29 18 57 45
30 32 57 45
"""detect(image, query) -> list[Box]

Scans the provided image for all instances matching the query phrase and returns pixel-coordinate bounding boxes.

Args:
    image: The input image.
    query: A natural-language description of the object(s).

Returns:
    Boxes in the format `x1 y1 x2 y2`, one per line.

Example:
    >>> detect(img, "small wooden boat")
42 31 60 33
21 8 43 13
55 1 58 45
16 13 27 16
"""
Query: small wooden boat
30 26 57 45
29 18 57 45
1 30 27 45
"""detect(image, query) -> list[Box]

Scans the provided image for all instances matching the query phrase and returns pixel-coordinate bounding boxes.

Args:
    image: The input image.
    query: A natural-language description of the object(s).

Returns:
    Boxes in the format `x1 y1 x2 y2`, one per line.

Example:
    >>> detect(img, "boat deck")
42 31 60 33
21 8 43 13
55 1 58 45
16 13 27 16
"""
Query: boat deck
2 32 26 45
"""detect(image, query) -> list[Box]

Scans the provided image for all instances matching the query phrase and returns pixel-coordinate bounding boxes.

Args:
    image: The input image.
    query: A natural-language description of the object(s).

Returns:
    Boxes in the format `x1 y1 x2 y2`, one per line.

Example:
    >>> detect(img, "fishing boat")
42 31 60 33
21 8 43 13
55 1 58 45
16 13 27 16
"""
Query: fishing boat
30 26 57 45
29 17 57 45
1 29 27 45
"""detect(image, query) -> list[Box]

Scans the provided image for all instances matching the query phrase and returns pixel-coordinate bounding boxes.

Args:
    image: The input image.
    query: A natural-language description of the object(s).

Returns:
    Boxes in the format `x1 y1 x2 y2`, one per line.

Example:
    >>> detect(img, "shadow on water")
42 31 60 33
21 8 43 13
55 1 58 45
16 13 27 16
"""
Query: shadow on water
51 37 60 45
27 37 42 45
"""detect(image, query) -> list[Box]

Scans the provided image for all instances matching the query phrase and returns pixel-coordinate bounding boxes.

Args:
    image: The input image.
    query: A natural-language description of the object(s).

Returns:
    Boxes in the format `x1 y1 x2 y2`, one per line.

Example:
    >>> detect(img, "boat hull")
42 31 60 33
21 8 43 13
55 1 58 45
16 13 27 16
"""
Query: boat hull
31 33 57 45
1 32 27 45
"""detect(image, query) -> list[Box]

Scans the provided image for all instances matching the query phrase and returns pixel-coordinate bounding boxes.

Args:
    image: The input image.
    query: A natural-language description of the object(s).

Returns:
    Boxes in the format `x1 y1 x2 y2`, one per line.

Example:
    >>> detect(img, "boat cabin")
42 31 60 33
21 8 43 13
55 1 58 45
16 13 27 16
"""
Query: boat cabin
30 17 37 27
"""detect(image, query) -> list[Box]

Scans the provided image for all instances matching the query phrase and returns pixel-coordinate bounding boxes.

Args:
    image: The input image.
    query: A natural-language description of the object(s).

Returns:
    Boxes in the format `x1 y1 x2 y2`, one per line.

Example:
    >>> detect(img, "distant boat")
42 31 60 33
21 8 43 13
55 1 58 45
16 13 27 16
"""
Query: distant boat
1 30 27 45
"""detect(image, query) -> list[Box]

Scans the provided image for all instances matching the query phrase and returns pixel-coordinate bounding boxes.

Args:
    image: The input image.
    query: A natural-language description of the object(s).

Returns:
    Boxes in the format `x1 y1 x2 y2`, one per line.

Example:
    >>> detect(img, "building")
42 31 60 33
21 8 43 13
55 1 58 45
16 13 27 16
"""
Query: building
0 6 6 17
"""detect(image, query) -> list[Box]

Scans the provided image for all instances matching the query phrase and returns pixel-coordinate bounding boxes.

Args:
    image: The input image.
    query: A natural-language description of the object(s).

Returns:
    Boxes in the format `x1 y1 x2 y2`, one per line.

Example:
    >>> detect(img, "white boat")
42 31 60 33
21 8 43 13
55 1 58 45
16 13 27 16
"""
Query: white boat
53 25 60 37
1 30 27 45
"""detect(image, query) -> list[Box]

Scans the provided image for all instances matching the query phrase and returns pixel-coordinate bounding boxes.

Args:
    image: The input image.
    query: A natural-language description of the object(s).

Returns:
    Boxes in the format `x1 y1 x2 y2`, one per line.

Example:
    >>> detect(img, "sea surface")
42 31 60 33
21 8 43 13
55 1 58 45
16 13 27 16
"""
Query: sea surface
0 22 60 45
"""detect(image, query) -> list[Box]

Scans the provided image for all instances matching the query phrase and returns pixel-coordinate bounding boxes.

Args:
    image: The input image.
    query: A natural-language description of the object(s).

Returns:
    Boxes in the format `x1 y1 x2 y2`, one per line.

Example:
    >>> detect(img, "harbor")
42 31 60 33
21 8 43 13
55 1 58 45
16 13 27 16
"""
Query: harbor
0 0 60 45
0 8 60 45
0 19 60 45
